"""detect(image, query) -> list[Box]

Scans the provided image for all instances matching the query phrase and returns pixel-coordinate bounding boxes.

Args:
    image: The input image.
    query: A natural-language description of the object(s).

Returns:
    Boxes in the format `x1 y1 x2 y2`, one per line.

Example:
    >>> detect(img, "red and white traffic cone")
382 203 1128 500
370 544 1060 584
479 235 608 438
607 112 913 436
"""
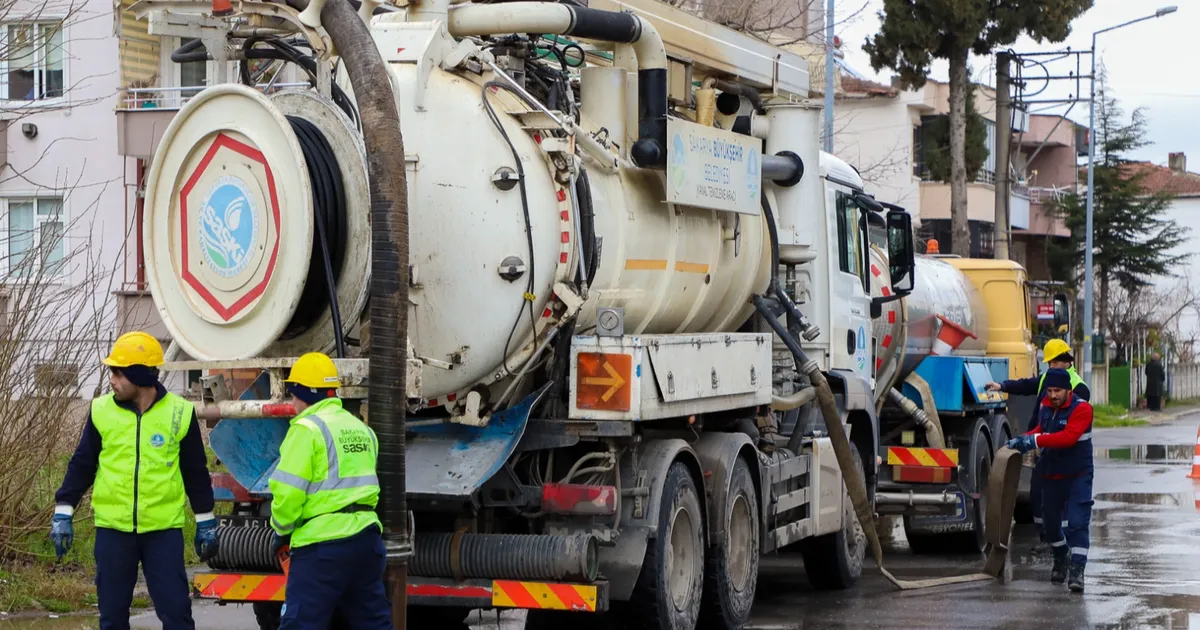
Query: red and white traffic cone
1187 425 1200 479
932 315 977 356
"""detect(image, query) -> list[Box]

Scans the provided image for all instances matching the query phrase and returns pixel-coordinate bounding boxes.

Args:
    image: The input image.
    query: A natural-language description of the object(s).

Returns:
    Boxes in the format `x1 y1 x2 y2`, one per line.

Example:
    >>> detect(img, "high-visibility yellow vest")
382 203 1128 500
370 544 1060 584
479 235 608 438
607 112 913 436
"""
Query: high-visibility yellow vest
268 397 381 548
91 393 194 532
1039 366 1086 394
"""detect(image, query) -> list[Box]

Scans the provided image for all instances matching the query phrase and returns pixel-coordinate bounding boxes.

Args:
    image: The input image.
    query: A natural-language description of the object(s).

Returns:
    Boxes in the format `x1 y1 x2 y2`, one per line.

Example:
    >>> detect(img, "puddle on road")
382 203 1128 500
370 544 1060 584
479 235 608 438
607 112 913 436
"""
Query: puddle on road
1094 444 1194 463
1096 491 1196 508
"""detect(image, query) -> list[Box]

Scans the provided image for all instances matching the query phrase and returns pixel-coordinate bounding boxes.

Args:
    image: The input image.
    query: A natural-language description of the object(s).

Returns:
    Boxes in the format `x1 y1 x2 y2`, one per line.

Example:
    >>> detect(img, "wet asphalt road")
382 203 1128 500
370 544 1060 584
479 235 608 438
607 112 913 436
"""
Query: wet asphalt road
9 414 1200 629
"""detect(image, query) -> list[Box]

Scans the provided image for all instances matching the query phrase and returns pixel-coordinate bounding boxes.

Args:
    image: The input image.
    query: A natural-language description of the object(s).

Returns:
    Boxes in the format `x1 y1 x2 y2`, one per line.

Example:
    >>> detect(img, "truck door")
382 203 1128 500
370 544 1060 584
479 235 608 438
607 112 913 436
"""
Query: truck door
829 185 873 383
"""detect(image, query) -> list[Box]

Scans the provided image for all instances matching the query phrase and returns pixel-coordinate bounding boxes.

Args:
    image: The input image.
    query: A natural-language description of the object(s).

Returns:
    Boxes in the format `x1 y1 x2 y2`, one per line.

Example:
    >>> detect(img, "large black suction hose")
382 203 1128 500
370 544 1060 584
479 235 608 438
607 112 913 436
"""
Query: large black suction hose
319 0 410 567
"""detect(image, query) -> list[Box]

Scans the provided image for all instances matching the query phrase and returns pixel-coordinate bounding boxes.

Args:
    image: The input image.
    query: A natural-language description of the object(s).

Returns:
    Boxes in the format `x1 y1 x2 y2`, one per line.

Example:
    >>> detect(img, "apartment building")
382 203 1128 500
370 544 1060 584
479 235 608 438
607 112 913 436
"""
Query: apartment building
1 0 130 395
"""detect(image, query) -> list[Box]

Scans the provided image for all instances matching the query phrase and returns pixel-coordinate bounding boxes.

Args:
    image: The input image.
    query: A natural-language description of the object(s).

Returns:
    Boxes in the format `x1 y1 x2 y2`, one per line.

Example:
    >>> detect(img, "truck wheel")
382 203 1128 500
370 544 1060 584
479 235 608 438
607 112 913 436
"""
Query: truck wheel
699 457 759 629
953 421 993 553
621 462 705 630
253 602 281 630
407 606 470 628
800 443 866 590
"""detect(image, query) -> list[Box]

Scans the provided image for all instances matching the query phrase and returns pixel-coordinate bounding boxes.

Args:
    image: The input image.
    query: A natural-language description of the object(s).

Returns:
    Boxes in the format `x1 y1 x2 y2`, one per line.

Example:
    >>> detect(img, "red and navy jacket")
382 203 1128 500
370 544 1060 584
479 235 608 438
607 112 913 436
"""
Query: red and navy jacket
1024 393 1094 478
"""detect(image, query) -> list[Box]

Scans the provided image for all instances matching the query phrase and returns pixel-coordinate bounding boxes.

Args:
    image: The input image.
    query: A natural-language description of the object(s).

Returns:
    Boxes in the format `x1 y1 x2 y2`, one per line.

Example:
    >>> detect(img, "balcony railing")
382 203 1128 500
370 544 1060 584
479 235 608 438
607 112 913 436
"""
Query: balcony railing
1026 186 1070 205
121 83 310 110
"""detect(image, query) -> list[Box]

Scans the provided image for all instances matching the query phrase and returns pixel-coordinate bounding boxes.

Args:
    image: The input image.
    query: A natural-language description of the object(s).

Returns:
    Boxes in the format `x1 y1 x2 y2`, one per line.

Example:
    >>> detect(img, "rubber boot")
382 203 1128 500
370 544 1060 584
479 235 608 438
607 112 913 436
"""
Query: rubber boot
1050 550 1069 585
1068 563 1085 593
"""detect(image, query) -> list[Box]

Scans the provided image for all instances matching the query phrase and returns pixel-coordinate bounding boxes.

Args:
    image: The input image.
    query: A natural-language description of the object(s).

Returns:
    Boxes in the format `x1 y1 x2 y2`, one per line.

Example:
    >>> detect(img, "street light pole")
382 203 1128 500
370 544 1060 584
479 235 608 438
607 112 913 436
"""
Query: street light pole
824 0 834 152
1081 5 1177 386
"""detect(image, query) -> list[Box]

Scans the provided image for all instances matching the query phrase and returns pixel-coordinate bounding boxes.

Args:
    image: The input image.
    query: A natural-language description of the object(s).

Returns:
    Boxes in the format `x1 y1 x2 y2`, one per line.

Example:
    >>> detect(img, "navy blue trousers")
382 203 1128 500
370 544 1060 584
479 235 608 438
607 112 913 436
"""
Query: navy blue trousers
1041 472 1094 567
94 527 193 630
280 527 392 630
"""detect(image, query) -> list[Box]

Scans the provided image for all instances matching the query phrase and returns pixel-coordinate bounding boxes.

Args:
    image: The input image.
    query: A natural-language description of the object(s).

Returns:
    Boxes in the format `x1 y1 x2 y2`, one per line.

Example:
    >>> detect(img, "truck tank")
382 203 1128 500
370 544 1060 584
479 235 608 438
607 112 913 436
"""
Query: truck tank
869 248 990 393
142 49 786 406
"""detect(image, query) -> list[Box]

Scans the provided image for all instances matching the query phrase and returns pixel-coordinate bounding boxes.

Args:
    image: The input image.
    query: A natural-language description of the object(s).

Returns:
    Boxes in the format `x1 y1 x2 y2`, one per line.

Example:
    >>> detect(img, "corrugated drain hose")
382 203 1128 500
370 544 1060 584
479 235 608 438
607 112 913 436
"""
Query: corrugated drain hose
756 197 1018 590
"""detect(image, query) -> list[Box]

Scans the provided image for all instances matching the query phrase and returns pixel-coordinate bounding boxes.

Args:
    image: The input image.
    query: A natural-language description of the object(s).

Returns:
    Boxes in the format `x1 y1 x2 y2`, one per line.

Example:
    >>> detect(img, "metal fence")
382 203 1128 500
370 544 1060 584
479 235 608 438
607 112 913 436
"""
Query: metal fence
121 83 310 110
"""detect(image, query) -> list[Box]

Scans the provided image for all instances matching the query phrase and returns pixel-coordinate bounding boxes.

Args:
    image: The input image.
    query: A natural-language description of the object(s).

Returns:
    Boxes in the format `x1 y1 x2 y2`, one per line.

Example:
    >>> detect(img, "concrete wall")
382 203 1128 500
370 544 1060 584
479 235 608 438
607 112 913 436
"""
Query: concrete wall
833 96 920 212
1155 196 1200 345
0 0 129 396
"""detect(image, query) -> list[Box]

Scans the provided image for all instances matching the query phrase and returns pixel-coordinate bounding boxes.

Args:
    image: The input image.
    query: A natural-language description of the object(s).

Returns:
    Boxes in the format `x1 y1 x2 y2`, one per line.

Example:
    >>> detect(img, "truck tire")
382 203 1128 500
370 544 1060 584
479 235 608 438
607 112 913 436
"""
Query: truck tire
800 443 866 590
407 606 470 628
253 602 281 630
253 603 356 630
699 457 758 629
620 462 705 630
953 420 993 553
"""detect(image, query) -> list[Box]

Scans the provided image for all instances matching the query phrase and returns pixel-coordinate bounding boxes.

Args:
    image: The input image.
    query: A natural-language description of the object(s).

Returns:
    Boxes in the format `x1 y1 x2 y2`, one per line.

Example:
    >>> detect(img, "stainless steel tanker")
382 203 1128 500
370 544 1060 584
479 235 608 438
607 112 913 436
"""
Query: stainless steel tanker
869 248 990 395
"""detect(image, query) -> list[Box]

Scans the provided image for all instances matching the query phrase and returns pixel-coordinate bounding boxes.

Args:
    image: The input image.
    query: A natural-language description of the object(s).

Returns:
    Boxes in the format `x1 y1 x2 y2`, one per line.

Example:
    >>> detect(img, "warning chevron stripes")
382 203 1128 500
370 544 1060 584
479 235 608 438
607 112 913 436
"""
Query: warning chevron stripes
886 446 959 468
492 580 598 611
194 573 285 602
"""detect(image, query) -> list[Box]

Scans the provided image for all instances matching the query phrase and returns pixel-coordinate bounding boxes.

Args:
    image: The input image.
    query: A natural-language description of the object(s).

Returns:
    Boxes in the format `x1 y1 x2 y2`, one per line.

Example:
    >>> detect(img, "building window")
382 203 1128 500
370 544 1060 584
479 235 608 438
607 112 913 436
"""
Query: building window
977 119 997 185
4 22 64 101
7 197 65 277
35 362 79 394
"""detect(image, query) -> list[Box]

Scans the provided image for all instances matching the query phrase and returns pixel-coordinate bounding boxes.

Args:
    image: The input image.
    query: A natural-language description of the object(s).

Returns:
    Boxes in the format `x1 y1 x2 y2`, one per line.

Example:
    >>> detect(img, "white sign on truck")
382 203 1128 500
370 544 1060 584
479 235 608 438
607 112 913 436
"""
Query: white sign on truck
666 119 762 215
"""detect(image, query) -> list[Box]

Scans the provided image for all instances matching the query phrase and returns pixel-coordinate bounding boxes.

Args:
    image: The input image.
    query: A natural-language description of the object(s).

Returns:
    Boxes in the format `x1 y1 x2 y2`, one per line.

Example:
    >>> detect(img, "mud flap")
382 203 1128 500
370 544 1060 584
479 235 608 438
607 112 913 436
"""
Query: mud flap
405 383 551 500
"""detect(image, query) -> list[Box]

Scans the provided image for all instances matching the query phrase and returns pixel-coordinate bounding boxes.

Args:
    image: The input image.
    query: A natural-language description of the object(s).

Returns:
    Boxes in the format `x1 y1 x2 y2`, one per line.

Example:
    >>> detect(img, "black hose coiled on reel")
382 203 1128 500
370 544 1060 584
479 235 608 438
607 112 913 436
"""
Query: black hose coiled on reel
280 115 349 358
208 525 282 572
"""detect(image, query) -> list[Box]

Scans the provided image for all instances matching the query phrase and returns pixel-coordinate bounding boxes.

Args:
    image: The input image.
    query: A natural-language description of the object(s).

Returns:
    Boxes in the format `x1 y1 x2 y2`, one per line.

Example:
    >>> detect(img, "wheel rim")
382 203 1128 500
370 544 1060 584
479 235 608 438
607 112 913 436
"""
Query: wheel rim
667 505 698 611
729 494 753 592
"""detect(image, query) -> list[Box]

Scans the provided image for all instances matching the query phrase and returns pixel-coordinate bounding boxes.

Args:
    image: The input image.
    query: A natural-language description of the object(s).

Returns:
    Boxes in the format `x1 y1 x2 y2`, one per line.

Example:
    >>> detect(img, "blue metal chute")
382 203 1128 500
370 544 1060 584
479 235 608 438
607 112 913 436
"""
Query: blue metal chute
208 371 290 498
406 383 551 501
902 356 1009 414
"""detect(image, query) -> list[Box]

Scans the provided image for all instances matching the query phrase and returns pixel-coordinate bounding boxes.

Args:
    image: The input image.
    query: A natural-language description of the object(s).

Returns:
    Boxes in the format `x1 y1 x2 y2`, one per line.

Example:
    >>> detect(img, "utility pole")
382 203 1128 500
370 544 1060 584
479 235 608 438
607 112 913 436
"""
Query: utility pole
993 51 1012 260
823 0 834 152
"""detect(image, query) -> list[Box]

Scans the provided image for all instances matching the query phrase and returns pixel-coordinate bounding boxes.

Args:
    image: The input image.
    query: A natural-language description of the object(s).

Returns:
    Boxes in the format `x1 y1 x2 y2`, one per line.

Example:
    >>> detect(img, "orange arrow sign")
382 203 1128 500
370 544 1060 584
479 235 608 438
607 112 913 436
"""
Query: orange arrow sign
576 352 633 412
582 360 627 402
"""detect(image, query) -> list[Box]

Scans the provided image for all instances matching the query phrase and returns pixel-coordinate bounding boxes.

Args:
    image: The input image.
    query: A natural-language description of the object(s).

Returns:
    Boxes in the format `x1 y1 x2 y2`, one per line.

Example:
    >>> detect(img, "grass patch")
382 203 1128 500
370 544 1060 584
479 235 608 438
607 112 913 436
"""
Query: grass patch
1092 403 1148 428
0 563 96 614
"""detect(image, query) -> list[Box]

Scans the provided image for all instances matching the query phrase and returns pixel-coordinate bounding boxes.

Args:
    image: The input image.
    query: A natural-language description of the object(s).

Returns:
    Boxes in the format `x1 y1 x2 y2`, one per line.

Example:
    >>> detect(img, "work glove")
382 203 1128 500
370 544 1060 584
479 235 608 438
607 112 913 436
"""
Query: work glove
194 516 219 562
1006 434 1038 454
271 533 291 559
50 513 73 560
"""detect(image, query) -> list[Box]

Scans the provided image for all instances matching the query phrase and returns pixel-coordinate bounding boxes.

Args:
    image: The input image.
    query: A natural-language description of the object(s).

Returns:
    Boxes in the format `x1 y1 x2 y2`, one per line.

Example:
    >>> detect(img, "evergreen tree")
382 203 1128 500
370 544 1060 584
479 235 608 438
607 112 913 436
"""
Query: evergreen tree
1049 75 1190 335
865 0 1092 256
919 85 988 183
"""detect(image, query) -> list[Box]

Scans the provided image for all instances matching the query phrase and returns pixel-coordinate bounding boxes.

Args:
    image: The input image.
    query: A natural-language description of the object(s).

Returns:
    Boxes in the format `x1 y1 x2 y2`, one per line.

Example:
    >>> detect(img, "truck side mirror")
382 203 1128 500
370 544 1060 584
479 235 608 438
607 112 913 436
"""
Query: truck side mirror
886 210 915 296
1053 292 1070 334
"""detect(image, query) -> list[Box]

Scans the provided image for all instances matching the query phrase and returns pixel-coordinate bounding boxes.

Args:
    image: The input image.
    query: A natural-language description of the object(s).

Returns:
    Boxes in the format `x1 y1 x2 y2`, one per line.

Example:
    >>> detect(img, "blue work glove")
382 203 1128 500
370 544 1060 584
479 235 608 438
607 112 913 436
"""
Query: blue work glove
194 515 219 562
1006 434 1038 454
50 513 73 560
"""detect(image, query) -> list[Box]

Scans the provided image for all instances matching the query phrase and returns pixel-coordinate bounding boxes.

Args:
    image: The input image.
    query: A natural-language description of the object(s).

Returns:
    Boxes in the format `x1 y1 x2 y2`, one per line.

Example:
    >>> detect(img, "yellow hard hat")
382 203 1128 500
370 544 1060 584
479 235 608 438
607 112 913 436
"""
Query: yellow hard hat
1058 324 1069 334
103 331 164 368
1043 338 1074 364
285 352 342 389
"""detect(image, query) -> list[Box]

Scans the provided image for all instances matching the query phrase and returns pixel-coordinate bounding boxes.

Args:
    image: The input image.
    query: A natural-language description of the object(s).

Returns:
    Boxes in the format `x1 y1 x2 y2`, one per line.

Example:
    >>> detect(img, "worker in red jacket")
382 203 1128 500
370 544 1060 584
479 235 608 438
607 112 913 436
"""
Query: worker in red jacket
1006 368 1093 593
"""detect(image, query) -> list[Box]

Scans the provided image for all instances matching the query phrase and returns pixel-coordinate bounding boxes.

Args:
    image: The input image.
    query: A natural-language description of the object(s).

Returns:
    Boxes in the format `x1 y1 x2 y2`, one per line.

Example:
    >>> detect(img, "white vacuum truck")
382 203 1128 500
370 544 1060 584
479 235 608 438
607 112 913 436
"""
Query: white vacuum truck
132 0 953 628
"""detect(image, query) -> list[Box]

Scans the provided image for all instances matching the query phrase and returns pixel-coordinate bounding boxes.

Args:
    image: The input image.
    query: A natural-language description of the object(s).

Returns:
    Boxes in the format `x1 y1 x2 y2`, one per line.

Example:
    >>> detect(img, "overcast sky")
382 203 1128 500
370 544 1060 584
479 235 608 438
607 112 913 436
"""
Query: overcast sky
834 0 1196 168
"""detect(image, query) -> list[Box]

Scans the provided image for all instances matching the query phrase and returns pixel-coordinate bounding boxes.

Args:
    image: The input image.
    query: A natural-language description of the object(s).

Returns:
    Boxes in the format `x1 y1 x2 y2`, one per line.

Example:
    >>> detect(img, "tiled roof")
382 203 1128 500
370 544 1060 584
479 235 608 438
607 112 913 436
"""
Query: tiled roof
1122 162 1200 198
839 76 899 97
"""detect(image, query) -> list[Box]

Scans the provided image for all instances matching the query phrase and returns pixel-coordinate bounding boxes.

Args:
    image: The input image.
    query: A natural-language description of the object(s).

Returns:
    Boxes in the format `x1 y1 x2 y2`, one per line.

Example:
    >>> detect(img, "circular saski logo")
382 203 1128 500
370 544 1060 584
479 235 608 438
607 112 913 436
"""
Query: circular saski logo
199 175 259 278
150 433 166 448
670 131 688 190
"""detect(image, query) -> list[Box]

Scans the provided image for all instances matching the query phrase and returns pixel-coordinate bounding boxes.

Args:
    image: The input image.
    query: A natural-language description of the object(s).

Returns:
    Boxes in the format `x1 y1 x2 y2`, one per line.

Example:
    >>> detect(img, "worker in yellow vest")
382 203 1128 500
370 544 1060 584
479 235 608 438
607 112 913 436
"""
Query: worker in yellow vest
268 353 392 630
51 331 217 630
